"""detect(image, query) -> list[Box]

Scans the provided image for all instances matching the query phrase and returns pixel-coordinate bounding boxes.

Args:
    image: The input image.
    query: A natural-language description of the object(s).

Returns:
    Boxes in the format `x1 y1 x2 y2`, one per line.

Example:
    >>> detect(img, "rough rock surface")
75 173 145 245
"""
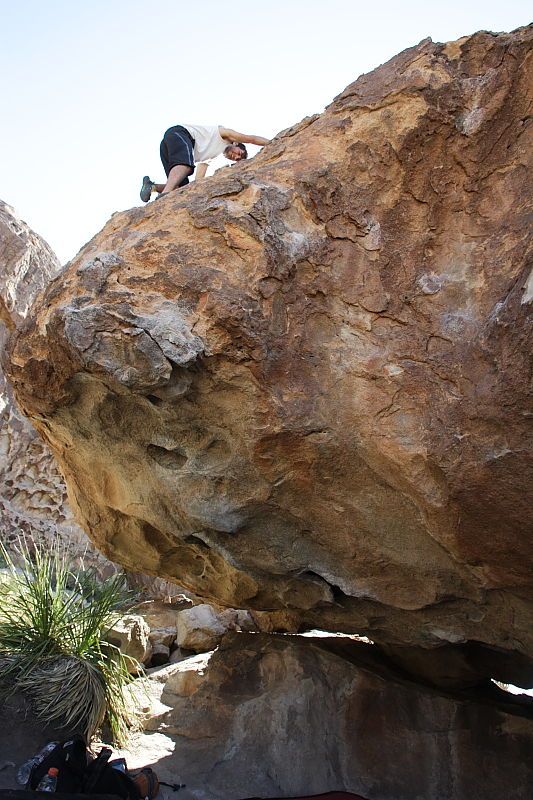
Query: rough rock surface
0 200 61 331
106 613 152 668
0 201 193 592
176 602 255 652
1 636 531 800
4 30 533 681
132 633 533 800
0 201 112 574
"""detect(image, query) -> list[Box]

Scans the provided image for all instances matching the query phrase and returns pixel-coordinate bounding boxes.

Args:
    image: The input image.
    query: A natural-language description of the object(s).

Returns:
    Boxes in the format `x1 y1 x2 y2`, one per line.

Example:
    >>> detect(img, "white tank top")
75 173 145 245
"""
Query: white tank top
182 124 227 162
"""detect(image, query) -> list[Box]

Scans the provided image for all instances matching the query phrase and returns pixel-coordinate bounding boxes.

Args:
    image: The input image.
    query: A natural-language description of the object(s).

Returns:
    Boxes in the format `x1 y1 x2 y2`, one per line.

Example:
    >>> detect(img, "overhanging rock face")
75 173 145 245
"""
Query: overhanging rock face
5 29 533 674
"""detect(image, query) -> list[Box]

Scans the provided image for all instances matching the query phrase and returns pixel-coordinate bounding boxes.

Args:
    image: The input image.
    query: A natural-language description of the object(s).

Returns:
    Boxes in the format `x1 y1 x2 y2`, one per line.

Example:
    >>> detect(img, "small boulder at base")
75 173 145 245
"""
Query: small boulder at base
106 614 152 668
176 604 228 652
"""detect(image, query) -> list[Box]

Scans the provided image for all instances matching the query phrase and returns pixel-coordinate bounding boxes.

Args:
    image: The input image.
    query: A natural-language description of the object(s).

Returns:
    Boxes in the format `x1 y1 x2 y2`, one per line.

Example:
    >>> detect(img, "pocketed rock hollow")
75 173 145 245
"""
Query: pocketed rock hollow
5 27 533 684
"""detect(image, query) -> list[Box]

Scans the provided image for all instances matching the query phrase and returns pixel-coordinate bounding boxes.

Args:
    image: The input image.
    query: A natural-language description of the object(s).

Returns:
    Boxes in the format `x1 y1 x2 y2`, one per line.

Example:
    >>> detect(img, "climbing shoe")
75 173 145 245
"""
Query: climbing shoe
140 175 154 203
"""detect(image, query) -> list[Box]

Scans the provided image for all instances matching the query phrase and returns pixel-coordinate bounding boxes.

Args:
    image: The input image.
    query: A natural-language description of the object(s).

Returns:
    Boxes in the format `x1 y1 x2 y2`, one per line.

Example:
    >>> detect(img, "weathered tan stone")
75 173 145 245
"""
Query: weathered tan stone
3 28 533 682
176 604 227 652
250 609 301 633
148 627 177 648
129 599 191 630
125 574 194 604
218 607 256 631
106 614 152 668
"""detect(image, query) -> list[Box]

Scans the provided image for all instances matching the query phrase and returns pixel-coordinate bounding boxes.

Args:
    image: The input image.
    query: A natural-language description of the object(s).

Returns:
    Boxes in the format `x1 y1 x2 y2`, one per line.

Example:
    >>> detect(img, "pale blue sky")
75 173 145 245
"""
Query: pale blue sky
1 0 531 263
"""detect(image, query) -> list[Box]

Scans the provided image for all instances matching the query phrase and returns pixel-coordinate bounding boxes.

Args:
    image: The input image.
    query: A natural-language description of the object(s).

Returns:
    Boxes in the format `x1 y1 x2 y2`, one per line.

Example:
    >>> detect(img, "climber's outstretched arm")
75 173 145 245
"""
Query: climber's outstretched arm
219 127 270 146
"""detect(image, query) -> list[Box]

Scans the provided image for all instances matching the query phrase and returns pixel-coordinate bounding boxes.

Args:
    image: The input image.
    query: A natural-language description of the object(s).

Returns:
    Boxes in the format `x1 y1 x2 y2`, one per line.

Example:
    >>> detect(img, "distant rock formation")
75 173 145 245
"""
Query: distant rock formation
4 27 533 691
0 200 112 573
0 200 60 330
0 202 203 598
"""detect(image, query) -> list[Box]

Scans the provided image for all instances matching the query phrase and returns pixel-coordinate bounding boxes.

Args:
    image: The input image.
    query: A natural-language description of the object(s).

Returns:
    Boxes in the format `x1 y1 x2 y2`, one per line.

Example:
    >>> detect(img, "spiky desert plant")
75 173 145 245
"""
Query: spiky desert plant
0 539 140 744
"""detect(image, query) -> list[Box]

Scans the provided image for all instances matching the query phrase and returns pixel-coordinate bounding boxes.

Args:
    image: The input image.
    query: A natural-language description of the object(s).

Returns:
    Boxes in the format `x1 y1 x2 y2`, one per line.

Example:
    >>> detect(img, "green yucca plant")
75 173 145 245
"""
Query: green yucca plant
0 539 141 744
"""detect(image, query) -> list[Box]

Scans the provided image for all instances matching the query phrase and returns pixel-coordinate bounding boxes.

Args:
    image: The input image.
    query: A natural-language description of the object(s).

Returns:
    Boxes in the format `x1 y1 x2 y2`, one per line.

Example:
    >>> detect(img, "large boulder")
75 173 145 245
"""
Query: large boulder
131 633 533 800
1 636 531 800
4 29 533 681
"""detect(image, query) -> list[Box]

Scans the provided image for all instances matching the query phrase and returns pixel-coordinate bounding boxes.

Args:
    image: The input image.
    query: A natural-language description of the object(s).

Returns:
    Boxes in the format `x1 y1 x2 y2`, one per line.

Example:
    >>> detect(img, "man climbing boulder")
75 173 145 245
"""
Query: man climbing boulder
140 123 270 201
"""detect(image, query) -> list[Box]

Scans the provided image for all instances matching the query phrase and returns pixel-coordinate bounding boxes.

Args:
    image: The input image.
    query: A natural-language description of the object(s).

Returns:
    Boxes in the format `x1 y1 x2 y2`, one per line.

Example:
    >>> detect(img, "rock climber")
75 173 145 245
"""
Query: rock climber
140 124 270 201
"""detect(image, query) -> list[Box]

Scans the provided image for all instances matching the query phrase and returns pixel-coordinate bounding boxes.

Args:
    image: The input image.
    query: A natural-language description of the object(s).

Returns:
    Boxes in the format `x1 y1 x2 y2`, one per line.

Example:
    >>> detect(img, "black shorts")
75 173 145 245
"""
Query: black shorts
160 125 195 184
